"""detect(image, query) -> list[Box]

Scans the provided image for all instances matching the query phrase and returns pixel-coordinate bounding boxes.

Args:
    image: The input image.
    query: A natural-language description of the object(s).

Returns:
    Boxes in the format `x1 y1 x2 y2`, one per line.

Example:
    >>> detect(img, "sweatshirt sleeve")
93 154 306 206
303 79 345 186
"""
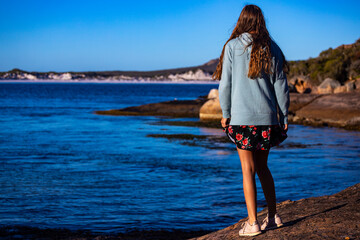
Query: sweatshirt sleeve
218 42 232 119
273 52 290 125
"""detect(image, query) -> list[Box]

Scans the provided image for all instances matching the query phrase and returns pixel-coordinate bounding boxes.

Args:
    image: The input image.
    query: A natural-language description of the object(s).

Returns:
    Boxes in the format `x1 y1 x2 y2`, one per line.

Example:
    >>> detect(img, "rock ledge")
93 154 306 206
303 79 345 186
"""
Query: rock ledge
190 183 360 240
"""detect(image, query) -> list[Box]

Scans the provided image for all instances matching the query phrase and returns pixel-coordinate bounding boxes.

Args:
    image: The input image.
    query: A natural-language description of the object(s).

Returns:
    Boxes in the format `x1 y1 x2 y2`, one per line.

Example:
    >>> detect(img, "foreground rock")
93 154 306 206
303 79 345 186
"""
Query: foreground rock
190 183 360 240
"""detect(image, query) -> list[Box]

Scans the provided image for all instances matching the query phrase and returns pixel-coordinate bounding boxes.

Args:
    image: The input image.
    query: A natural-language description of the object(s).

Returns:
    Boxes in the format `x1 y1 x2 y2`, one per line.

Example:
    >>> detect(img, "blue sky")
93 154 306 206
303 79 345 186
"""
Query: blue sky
0 0 359 72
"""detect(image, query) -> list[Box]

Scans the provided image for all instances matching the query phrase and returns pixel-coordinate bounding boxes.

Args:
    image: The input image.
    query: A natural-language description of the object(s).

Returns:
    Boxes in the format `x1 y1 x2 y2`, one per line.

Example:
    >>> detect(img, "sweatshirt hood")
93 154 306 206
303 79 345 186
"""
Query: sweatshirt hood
239 32 253 44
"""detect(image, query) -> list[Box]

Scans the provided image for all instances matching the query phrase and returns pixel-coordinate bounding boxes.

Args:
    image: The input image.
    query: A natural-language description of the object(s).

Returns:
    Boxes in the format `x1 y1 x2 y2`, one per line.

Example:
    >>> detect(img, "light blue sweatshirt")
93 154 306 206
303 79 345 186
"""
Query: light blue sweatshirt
218 32 290 126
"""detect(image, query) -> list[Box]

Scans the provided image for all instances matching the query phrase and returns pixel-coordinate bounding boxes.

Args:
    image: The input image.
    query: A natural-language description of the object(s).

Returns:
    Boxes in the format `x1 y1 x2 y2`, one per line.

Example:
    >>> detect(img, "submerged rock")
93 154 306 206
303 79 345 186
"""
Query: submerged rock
94 98 207 118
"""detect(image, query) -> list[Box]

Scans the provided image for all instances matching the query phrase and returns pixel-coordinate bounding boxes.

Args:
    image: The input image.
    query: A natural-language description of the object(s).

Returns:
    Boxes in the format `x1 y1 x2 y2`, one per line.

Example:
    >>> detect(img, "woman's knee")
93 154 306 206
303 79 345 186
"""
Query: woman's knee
240 158 257 175
242 163 256 175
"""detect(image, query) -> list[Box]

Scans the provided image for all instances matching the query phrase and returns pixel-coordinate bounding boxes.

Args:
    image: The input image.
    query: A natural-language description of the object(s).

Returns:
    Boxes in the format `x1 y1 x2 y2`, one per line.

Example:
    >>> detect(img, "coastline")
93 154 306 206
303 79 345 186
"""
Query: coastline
0 79 219 84
1 183 358 240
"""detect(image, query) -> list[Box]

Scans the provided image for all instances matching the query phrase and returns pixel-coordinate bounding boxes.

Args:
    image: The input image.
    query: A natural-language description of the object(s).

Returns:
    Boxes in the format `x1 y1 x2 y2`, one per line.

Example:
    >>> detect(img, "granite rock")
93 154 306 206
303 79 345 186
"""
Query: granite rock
199 98 222 121
190 183 360 240
317 78 341 94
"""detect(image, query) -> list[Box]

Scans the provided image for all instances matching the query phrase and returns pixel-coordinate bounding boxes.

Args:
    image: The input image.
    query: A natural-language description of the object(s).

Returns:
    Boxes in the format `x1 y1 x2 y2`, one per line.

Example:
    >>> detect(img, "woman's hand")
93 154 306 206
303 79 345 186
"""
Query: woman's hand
221 118 230 128
283 124 288 132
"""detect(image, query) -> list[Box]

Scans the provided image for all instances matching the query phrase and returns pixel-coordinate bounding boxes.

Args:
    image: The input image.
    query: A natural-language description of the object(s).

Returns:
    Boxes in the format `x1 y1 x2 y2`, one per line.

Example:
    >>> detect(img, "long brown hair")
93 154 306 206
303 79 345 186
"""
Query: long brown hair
212 4 288 80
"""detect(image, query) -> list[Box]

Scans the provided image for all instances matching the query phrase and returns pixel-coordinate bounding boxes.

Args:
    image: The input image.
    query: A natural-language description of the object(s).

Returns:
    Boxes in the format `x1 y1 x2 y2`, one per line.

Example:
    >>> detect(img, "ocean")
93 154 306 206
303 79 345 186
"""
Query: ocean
0 82 359 234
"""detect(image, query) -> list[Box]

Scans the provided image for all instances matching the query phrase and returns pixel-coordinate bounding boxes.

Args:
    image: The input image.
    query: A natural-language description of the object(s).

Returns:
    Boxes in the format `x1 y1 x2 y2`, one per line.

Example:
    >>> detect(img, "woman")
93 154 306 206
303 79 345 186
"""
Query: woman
213 4 290 237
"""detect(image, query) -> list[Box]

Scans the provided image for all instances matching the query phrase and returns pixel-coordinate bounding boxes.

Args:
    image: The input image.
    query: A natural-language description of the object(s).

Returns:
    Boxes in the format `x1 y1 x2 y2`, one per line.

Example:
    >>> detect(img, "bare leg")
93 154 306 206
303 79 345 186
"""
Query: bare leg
254 149 277 218
237 147 257 224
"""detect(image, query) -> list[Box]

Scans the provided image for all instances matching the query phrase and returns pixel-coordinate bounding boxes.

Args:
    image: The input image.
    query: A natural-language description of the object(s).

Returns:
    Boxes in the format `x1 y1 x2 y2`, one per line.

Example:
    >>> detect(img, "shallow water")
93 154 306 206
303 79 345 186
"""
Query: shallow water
0 82 359 233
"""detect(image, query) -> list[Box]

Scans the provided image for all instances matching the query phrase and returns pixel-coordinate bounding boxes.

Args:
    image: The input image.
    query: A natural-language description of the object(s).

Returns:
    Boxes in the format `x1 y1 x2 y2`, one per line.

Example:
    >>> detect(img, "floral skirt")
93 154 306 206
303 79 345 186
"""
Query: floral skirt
222 124 287 151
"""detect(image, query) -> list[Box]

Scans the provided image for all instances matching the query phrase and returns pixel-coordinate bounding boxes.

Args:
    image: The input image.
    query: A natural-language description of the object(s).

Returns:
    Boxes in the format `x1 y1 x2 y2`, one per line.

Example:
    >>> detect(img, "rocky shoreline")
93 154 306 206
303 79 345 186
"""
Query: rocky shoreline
1 183 358 239
190 183 360 240
288 91 360 130
95 91 360 131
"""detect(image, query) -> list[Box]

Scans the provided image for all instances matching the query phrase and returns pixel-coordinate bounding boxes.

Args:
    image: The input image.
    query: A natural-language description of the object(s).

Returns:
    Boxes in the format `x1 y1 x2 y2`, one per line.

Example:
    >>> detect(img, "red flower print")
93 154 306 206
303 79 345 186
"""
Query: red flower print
242 138 248 145
236 133 243 141
262 130 268 138
249 125 255 128
241 145 245 149
254 127 257 130
252 131 256 135
228 126 233 134
261 147 265 150
242 125 246 128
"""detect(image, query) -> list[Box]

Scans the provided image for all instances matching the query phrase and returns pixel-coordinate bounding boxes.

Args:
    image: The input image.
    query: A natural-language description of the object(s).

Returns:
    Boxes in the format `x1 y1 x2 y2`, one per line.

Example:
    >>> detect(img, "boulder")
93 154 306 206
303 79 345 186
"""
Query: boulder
333 81 356 94
207 89 219 99
355 79 360 90
199 97 222 121
288 82 296 93
345 81 356 92
288 77 297 93
317 78 341 94
288 76 297 86
334 85 347 93
293 76 314 93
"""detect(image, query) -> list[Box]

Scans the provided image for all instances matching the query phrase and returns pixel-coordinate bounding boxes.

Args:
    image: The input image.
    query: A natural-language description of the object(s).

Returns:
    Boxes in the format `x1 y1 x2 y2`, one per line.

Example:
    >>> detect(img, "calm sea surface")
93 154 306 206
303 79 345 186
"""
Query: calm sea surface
0 82 359 234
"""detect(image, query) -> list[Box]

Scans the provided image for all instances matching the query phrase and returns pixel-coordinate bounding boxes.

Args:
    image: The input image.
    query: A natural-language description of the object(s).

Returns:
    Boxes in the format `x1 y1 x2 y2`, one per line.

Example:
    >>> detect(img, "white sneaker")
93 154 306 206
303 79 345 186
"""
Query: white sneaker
238 219 262 236
261 213 284 231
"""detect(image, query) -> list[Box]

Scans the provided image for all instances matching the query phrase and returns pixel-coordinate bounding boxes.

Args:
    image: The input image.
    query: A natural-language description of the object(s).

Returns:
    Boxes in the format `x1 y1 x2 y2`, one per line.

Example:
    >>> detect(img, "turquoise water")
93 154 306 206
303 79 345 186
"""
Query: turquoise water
0 82 359 233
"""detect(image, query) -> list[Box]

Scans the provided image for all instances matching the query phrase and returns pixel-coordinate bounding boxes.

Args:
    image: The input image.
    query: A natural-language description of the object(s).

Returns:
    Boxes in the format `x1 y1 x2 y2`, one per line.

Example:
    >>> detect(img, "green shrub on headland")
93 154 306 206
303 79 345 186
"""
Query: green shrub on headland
288 38 360 85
